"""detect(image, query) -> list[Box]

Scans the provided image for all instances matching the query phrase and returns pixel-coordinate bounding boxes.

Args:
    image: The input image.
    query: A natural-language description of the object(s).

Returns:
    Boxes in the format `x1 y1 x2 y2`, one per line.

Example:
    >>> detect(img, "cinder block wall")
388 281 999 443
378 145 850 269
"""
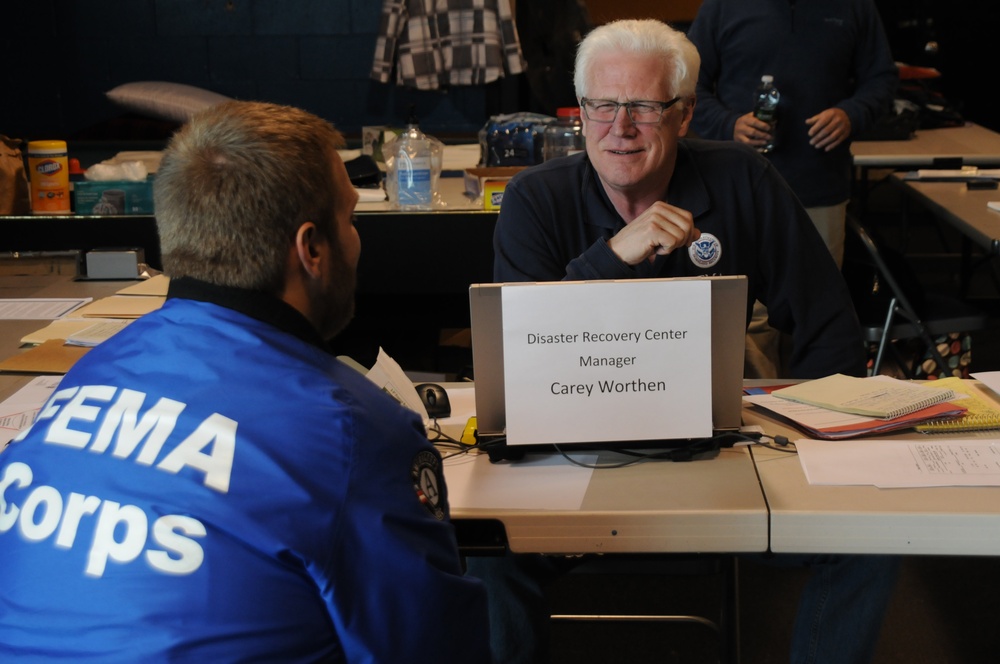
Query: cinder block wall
4 0 502 142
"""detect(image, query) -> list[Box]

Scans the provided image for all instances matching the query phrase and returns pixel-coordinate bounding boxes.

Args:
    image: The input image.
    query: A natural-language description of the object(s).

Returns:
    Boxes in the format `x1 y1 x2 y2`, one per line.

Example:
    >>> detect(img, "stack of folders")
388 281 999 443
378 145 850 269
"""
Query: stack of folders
743 374 969 439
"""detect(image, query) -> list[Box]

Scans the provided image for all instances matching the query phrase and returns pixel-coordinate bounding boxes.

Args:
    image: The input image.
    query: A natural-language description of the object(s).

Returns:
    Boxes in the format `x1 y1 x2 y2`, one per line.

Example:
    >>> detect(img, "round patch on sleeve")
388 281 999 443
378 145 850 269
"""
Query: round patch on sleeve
411 450 446 520
688 232 722 268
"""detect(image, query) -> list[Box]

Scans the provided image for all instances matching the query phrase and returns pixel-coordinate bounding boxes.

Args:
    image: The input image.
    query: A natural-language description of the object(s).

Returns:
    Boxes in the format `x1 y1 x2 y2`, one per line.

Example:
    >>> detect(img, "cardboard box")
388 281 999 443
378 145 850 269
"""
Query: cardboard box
463 167 526 210
73 178 154 215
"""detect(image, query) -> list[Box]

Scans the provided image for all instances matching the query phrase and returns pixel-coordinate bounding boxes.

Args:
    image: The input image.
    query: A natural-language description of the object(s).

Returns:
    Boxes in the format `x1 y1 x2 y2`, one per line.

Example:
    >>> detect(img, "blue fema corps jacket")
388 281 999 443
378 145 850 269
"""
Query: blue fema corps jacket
0 278 490 663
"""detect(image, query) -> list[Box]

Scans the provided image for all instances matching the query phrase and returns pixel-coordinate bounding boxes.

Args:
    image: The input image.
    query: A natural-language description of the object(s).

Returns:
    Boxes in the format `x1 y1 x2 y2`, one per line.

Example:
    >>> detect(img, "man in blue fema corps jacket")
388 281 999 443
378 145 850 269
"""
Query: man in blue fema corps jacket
0 101 491 663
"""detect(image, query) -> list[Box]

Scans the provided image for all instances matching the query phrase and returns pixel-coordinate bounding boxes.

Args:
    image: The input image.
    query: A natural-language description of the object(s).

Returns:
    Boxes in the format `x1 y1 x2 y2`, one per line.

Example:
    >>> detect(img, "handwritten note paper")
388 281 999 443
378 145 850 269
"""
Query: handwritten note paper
796 438 1000 487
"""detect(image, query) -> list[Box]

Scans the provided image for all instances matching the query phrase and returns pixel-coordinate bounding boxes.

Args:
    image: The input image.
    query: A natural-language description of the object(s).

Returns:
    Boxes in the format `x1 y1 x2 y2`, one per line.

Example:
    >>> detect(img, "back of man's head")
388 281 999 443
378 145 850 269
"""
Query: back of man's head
154 100 345 293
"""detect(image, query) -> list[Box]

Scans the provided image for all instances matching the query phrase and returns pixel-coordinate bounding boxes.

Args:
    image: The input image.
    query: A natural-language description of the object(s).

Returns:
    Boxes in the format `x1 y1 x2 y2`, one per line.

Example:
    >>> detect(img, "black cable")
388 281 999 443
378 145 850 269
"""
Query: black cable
748 432 798 453
432 424 508 459
426 420 464 446
439 438 508 459
435 427 798 464
552 445 648 468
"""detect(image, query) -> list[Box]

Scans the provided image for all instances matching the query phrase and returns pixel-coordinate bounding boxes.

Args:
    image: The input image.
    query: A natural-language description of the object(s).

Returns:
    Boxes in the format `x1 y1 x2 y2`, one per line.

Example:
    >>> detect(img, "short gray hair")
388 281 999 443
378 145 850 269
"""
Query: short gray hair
154 100 345 292
574 19 700 101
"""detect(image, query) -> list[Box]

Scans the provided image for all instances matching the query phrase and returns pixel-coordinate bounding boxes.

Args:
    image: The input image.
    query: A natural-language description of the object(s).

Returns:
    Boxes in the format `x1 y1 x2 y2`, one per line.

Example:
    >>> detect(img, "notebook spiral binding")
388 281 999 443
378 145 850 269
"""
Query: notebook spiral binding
915 379 1000 433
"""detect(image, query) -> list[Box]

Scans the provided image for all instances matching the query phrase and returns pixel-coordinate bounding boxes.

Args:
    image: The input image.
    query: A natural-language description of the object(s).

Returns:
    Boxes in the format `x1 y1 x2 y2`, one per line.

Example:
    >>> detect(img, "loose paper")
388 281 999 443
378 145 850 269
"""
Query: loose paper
796 438 1000 487
0 298 91 320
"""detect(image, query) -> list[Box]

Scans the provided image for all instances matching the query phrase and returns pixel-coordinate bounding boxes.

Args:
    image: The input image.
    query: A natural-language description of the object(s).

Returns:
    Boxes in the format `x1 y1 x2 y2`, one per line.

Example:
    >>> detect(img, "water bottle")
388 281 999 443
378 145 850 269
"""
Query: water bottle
752 75 779 154
542 107 585 161
389 111 433 210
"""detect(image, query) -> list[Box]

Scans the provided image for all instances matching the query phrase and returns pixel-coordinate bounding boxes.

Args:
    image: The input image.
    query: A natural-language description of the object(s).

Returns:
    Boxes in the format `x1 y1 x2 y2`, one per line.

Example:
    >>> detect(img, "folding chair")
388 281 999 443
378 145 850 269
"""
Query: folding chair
846 216 989 377
550 554 741 664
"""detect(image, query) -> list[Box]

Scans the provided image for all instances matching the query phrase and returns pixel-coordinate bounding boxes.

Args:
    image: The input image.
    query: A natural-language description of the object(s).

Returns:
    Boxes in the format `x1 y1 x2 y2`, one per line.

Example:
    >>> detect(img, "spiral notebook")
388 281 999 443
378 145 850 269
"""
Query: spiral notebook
772 374 956 420
914 377 1000 433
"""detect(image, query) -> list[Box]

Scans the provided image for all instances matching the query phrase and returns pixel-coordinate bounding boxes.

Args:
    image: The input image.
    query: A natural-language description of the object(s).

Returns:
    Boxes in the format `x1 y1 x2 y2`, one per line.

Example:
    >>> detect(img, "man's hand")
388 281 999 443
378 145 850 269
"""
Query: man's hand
607 201 701 266
733 112 773 150
806 108 851 151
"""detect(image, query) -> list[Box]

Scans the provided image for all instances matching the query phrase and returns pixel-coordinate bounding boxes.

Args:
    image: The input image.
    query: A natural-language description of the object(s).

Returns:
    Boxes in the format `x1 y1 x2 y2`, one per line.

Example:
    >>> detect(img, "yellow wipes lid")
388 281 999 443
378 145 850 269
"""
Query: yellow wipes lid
27 140 68 153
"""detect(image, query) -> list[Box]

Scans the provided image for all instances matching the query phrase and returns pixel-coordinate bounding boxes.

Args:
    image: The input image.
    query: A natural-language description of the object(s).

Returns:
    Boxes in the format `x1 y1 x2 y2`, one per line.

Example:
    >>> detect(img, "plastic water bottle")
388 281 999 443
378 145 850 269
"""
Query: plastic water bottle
391 112 433 210
542 107 585 161
752 75 779 154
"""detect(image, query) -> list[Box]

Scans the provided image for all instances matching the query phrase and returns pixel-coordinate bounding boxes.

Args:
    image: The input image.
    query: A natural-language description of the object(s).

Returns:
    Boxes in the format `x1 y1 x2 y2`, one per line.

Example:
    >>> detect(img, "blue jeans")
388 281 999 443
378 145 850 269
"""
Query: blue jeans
777 553 900 664
465 552 900 664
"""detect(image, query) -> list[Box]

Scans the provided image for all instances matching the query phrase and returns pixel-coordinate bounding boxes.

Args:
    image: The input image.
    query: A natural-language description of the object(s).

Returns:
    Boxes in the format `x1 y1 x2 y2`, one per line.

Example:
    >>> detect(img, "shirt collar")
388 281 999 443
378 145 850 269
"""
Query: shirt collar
582 140 710 227
166 276 330 351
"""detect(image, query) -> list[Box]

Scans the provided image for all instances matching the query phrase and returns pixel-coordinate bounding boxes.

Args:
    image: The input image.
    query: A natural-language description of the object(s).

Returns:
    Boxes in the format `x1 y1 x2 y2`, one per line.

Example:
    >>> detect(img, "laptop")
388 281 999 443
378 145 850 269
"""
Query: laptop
469 276 748 460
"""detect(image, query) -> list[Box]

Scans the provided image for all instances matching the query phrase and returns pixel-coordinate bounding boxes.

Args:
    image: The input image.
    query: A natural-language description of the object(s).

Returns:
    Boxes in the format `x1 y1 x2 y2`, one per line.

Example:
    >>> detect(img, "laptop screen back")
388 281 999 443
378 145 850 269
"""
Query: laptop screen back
469 276 747 446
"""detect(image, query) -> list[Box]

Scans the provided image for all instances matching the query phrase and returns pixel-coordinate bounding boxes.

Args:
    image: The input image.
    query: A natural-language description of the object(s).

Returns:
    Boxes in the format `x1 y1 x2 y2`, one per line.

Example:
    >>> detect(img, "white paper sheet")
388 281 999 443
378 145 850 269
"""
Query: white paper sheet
745 393 880 428
796 437 1000 487
0 298 91 320
1 376 63 450
972 371 1000 397
500 280 713 445
64 319 133 347
364 347 430 423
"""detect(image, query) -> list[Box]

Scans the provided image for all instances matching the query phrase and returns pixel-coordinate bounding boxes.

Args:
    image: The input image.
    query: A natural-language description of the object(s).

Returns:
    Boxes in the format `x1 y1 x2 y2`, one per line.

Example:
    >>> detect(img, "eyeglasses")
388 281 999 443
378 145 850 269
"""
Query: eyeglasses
580 97 683 124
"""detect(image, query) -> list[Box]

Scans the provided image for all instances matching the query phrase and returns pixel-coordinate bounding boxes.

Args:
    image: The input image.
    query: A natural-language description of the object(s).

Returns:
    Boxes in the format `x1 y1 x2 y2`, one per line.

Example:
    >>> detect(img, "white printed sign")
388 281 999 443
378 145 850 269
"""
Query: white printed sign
501 280 713 446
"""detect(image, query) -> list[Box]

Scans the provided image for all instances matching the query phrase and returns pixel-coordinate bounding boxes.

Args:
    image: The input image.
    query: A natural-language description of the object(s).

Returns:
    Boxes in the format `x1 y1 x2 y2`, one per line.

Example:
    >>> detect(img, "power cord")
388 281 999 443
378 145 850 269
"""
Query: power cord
551 431 797 468
754 433 798 453
427 420 508 459
429 422 798 464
